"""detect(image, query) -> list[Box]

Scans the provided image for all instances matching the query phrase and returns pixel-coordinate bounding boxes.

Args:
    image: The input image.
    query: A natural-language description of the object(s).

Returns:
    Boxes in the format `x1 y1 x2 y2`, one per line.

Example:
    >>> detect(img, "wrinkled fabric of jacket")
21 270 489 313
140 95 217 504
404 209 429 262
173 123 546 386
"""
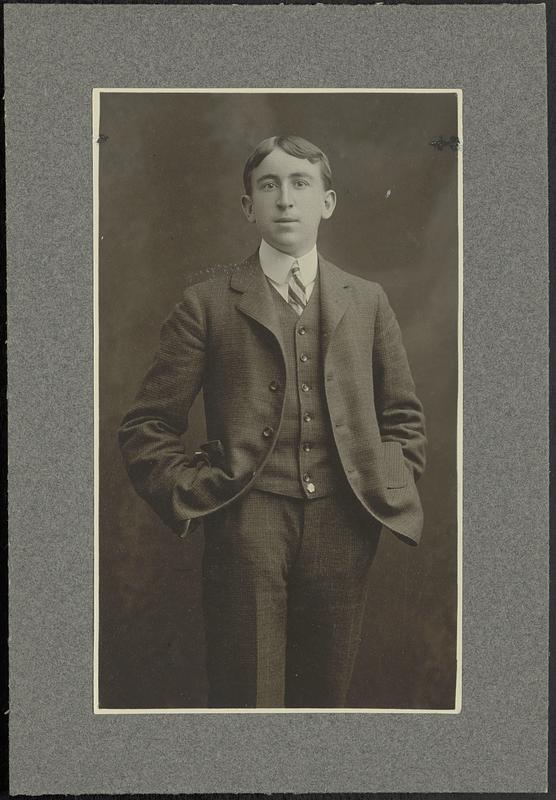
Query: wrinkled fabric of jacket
119 252 427 545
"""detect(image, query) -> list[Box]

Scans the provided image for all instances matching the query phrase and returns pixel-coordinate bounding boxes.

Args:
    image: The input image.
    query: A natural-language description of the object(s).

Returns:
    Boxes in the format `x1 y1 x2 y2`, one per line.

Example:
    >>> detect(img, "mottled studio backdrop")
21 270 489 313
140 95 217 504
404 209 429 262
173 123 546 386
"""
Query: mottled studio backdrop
98 91 458 709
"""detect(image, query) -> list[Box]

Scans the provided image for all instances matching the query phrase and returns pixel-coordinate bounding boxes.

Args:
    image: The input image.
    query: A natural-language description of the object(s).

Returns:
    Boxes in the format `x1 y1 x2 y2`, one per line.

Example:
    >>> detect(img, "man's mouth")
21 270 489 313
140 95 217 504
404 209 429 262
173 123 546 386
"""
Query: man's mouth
275 218 299 223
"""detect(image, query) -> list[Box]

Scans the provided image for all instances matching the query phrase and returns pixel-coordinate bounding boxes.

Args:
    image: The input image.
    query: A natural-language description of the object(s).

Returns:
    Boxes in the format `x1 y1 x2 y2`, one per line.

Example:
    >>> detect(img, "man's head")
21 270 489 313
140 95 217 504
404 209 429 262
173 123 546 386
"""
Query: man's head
241 135 336 258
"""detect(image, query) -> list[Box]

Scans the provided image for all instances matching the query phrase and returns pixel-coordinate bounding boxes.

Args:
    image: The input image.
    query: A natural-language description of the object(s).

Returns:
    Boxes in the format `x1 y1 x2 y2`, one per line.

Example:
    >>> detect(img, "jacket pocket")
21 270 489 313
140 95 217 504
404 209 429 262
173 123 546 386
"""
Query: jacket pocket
382 440 408 488
192 439 226 468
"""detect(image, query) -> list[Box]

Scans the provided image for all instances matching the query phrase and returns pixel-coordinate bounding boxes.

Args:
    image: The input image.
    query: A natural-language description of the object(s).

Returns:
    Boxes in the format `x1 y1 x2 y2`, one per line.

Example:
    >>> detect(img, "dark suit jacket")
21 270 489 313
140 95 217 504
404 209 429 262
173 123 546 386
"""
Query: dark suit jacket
119 252 427 545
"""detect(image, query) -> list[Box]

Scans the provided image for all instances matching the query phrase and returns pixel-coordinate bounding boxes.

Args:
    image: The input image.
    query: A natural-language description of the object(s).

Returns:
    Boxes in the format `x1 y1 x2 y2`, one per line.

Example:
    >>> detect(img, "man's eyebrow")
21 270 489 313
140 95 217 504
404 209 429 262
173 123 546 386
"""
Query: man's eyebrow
256 171 315 184
255 173 279 184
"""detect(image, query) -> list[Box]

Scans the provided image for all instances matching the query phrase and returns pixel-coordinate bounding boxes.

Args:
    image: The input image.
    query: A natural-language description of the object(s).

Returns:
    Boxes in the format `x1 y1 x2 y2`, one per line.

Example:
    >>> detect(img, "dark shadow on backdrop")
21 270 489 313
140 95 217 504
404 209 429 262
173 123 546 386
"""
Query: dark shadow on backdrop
98 91 459 709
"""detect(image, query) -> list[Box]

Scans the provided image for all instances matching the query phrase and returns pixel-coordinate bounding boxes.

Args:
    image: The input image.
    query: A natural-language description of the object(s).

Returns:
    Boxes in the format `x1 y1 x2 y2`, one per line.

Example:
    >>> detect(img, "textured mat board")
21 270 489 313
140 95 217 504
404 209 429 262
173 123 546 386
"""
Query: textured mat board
5 4 548 794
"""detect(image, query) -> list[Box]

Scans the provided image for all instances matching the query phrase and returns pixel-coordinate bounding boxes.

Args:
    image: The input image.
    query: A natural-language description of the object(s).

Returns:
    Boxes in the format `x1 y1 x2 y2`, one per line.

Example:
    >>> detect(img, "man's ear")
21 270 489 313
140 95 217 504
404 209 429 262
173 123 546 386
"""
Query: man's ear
322 189 337 220
241 194 256 223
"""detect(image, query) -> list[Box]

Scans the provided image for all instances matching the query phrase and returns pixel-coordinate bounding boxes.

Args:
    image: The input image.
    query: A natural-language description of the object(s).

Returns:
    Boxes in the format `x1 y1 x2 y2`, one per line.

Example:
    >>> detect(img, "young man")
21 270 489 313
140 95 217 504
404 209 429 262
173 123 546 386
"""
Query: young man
119 135 427 708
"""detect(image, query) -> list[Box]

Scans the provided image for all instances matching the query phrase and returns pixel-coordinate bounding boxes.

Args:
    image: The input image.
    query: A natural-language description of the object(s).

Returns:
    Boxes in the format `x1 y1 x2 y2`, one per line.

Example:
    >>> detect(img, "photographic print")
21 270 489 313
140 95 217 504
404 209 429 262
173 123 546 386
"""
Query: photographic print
94 89 461 713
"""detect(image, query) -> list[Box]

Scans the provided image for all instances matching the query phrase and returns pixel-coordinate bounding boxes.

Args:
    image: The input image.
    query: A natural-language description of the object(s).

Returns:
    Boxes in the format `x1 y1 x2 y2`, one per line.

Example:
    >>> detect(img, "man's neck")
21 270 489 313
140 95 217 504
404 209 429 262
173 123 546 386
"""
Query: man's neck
259 240 319 290
262 239 317 260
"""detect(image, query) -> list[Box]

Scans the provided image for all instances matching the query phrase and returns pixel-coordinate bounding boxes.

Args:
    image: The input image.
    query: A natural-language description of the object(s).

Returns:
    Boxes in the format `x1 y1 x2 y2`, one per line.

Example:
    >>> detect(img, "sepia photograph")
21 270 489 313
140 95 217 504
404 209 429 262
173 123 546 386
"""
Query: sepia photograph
94 89 461 712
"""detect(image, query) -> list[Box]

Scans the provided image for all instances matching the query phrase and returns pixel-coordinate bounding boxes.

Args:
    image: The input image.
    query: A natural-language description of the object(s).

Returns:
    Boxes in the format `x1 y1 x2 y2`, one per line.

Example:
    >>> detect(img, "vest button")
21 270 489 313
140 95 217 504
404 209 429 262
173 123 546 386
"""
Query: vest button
268 380 279 392
301 383 310 392
306 483 316 494
303 412 313 422
302 442 312 452
303 473 311 482
262 426 274 438
300 353 309 362
298 326 307 335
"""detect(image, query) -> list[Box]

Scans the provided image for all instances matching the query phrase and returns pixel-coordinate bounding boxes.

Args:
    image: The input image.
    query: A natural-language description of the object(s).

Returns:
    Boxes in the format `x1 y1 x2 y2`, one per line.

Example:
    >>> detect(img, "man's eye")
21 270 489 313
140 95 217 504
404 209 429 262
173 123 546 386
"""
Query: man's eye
261 182 276 190
294 180 309 188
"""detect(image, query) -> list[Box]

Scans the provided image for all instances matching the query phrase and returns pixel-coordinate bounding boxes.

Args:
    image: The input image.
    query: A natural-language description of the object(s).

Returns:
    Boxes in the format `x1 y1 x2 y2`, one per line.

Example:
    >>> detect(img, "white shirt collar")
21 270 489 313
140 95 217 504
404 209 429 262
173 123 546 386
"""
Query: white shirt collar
258 239 318 287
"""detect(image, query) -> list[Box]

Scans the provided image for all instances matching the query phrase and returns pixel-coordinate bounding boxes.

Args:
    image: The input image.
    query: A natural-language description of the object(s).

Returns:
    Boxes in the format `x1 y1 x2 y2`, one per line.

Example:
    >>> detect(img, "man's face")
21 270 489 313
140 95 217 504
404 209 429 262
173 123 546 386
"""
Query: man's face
241 147 336 257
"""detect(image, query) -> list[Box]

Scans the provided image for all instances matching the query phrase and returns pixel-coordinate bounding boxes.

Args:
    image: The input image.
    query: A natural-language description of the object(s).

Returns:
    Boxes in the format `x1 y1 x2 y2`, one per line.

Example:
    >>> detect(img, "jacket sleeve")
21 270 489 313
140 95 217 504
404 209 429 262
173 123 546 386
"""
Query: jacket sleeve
118 287 207 531
372 285 427 480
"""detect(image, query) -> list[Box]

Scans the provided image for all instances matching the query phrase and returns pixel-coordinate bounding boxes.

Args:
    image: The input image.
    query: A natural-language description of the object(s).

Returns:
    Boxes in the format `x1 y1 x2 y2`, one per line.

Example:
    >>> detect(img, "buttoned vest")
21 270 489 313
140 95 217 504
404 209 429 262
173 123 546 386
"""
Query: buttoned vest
254 273 345 499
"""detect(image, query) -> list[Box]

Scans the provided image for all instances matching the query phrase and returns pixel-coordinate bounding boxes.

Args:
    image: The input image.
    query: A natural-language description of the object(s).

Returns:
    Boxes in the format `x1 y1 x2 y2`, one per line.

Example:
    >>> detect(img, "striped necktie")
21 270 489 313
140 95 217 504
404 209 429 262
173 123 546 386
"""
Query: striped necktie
288 261 307 316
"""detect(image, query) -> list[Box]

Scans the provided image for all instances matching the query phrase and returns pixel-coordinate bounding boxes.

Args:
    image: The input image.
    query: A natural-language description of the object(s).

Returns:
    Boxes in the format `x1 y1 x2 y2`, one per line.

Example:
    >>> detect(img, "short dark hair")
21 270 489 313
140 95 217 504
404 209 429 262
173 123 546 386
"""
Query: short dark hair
243 135 333 195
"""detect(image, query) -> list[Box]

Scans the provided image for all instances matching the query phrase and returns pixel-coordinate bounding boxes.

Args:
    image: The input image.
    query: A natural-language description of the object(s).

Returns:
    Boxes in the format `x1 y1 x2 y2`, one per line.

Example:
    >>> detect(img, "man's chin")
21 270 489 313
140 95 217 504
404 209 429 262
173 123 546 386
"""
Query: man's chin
265 234 310 256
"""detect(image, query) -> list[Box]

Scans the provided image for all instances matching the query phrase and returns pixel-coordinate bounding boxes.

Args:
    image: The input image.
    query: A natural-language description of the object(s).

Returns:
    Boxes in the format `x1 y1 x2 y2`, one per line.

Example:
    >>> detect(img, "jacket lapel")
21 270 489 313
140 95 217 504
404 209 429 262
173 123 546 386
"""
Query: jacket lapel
318 255 353 359
230 250 353 359
230 252 285 353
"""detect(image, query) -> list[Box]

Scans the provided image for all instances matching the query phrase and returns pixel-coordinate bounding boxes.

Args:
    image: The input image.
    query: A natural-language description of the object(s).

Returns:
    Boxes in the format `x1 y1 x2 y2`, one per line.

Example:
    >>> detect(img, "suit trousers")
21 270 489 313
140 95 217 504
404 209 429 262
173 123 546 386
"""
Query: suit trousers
201 482 382 708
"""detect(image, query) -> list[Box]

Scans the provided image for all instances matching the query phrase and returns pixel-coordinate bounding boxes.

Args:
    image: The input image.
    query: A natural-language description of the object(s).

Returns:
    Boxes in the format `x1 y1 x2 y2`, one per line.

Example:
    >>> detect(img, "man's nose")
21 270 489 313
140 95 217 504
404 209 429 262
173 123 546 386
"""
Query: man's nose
276 187 293 208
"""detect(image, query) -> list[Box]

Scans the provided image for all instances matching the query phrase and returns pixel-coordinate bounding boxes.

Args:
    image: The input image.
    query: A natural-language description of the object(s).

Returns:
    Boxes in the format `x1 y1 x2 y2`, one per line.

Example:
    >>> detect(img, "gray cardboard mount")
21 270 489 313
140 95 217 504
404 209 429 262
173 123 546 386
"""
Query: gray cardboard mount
5 4 548 794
